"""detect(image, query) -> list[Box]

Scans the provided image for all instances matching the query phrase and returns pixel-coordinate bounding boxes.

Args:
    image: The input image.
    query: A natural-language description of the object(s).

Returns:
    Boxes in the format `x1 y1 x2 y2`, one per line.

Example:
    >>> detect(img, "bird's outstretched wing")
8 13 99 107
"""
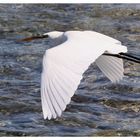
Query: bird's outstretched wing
95 55 124 82
41 31 127 119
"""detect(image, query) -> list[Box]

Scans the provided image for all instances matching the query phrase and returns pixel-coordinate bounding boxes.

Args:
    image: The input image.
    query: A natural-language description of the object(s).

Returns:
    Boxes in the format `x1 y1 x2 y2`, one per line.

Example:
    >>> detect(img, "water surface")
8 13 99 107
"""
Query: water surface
0 4 140 136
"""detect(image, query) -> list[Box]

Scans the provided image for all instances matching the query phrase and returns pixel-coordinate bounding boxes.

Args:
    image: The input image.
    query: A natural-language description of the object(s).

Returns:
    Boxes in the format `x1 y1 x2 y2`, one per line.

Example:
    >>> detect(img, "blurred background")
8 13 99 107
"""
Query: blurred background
0 4 140 136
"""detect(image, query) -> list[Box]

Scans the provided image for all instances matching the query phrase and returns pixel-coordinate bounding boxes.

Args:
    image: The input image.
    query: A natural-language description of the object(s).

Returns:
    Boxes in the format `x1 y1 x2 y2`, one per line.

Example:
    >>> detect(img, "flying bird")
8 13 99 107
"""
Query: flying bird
19 31 140 120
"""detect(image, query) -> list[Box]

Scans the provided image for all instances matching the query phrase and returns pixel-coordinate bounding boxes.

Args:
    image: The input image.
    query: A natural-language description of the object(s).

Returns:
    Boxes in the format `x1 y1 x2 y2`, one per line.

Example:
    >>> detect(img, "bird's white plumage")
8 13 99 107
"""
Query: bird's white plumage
95 55 124 82
41 31 127 119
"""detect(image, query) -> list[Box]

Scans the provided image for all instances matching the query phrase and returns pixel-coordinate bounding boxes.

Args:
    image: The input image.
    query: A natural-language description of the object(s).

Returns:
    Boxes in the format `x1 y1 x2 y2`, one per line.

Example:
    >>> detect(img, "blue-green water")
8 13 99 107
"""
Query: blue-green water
0 4 140 136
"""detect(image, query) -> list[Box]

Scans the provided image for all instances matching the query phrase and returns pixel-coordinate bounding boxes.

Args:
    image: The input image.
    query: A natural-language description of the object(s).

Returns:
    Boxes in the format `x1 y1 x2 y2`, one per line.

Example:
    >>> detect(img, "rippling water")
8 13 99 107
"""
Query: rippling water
0 4 140 136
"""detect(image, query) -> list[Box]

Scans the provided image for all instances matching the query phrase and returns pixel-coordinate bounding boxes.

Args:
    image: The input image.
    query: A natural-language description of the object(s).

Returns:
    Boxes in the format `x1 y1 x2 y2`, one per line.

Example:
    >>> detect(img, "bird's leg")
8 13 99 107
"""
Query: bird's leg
103 52 140 64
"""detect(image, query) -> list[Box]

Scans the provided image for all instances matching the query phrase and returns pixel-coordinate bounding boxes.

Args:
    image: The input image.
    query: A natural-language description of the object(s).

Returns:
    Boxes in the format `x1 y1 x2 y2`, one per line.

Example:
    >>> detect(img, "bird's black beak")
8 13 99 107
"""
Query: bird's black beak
17 34 49 42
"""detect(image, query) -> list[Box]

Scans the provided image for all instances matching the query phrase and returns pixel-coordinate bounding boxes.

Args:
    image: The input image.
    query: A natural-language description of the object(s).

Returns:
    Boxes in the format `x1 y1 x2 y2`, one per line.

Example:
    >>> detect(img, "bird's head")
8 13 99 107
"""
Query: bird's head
44 31 64 39
18 31 64 42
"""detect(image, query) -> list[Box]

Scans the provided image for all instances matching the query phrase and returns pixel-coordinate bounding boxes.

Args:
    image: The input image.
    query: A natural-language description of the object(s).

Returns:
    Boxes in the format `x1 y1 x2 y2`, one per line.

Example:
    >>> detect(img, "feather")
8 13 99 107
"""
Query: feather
95 55 124 82
41 31 127 119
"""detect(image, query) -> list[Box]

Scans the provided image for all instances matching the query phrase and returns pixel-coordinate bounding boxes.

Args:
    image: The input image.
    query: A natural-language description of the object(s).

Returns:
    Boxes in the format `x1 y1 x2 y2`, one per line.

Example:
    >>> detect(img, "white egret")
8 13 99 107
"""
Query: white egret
19 30 140 120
